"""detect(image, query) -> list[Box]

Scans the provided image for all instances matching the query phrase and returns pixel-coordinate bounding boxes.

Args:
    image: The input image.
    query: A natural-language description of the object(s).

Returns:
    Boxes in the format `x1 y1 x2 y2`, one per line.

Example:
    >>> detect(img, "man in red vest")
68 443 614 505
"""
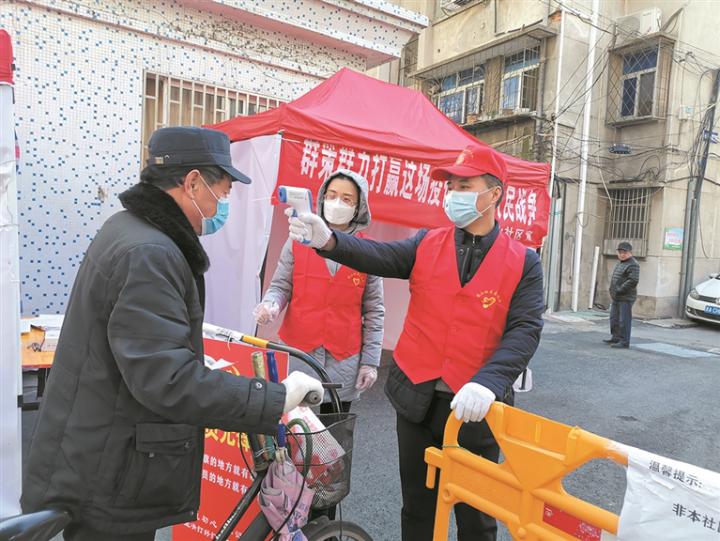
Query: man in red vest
286 144 544 541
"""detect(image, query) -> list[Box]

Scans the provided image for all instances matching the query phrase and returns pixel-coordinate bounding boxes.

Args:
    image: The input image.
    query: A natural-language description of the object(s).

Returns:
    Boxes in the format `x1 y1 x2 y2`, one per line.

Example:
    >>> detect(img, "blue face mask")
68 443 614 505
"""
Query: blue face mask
192 177 230 236
201 197 229 235
443 188 494 228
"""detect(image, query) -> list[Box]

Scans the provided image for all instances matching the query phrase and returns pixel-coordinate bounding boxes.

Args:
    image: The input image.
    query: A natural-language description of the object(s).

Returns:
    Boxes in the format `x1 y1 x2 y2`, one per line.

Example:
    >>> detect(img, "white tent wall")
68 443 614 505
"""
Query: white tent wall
0 80 22 517
201 134 282 335
257 194 418 351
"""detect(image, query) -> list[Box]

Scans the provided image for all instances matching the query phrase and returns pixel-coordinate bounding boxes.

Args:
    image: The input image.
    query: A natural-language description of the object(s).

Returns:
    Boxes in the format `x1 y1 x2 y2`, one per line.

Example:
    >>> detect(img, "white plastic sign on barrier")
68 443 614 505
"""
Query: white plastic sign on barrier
617 446 720 540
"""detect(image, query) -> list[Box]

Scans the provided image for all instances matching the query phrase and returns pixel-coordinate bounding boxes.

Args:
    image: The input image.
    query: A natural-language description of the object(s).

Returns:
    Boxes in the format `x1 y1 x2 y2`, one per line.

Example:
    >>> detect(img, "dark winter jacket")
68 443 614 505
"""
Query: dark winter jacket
21 182 286 534
609 257 640 302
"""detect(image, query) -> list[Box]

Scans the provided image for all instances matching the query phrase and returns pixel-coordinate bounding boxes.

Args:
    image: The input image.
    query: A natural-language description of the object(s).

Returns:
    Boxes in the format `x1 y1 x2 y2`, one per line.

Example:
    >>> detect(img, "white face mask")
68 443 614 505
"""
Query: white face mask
323 197 357 225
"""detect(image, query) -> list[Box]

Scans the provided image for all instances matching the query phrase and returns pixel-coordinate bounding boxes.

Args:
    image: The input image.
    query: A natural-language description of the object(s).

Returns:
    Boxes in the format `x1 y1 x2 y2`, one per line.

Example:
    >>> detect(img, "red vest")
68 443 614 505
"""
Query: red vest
279 239 367 360
393 227 526 392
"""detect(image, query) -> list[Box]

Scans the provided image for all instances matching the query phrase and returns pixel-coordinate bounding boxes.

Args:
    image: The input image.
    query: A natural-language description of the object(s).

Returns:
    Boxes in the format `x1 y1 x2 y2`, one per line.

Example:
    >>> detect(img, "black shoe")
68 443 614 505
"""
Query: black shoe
603 339 619 344
610 342 629 348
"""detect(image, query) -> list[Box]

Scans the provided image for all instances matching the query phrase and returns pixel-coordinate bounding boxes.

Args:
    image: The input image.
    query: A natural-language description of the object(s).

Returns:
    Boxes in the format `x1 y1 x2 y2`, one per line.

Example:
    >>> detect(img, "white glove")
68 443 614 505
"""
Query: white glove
450 382 496 423
286 208 332 249
355 365 378 391
281 371 324 413
253 301 280 325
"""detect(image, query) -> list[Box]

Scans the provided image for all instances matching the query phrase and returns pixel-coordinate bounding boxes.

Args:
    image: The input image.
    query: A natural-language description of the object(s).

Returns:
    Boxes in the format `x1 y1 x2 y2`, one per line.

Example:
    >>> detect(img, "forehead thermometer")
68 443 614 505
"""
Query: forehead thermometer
278 186 313 216
278 186 314 244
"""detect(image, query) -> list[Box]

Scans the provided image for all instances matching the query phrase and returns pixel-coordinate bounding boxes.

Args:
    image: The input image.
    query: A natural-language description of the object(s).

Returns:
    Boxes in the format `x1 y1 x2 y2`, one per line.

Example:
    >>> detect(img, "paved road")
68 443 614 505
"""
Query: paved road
23 315 718 541
340 316 719 541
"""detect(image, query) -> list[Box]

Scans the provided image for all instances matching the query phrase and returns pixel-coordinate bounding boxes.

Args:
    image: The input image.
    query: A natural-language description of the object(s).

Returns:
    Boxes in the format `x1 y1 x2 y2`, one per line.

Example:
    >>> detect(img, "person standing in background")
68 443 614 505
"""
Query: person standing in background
604 241 640 348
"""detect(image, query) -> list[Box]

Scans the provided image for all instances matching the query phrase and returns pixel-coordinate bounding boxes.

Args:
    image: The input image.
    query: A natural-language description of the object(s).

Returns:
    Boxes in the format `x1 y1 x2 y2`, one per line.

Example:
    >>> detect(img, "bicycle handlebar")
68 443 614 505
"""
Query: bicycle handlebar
0 509 71 541
203 323 343 413
304 383 341 407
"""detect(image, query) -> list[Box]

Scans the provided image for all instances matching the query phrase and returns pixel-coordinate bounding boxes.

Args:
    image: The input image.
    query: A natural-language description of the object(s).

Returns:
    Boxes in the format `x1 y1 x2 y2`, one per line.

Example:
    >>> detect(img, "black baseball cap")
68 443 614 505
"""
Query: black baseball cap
146 126 251 184
617 242 633 251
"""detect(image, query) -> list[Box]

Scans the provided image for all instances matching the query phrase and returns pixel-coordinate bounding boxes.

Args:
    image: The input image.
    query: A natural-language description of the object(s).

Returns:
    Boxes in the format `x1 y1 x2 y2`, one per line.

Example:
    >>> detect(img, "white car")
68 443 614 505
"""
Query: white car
686 273 720 325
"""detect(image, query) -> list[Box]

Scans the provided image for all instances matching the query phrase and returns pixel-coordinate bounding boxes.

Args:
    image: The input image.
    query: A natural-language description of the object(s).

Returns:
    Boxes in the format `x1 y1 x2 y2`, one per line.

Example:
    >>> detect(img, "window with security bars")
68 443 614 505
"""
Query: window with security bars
603 187 655 257
500 47 539 112
606 40 672 124
434 65 485 124
141 72 282 166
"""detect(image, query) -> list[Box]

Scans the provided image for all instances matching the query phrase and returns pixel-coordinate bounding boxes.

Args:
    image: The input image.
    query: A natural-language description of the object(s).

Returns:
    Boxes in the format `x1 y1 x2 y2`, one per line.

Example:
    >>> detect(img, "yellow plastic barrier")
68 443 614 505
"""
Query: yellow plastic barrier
425 403 628 541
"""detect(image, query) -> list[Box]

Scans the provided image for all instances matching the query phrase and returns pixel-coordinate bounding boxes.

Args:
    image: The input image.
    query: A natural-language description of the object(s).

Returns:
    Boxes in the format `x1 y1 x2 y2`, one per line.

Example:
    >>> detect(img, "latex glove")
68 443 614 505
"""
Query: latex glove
286 208 332 249
450 382 496 423
253 301 280 325
281 371 324 413
355 365 378 391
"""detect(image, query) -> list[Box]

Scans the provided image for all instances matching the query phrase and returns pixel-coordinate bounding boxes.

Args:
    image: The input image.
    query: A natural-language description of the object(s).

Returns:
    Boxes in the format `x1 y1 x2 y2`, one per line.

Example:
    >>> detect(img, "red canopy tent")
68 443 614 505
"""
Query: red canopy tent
212 67 550 247
0 29 13 84
201 68 550 344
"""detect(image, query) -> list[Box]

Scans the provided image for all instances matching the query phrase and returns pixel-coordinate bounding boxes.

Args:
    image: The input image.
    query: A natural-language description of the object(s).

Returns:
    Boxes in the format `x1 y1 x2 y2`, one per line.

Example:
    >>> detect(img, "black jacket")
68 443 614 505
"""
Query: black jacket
319 224 544 422
22 183 286 534
609 257 640 302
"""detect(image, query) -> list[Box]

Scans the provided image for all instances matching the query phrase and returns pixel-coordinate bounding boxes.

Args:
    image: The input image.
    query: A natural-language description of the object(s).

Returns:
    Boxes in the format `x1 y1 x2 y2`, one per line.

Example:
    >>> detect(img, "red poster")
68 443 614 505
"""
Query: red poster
172 339 288 541
278 136 550 248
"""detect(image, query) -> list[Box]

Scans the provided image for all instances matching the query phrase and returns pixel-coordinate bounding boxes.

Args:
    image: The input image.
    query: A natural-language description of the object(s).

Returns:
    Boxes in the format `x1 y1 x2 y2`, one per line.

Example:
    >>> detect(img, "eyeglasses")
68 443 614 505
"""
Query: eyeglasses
325 192 358 207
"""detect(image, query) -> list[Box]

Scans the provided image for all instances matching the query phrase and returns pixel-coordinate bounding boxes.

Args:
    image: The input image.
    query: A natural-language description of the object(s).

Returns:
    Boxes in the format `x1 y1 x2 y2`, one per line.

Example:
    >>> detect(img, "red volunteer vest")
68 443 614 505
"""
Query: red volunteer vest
279 239 367 360
394 227 526 392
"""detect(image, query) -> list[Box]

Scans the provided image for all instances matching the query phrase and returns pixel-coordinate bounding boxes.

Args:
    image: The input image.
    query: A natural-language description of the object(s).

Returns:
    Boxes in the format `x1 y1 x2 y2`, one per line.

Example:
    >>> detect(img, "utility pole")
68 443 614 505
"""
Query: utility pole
571 0 600 312
544 6 565 313
678 68 720 316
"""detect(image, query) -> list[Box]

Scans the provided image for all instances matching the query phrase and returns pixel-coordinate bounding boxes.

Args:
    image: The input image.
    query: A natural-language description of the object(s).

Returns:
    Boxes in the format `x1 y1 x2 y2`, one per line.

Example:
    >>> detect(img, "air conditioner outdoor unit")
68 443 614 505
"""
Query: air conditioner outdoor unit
441 0 475 12
615 8 661 40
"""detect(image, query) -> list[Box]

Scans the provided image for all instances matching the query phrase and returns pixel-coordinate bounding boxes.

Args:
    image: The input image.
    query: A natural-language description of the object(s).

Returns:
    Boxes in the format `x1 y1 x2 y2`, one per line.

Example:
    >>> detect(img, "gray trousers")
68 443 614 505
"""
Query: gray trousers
609 300 634 345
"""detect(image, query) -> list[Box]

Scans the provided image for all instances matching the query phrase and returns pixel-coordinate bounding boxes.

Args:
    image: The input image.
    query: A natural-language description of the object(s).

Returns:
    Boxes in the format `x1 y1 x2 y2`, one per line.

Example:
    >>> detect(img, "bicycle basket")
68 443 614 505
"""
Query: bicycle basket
286 412 356 510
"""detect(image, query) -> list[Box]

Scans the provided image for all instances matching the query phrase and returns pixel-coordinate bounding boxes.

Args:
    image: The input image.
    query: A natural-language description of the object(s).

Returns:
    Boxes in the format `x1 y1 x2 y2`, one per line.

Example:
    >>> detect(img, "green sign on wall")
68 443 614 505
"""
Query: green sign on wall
663 227 683 250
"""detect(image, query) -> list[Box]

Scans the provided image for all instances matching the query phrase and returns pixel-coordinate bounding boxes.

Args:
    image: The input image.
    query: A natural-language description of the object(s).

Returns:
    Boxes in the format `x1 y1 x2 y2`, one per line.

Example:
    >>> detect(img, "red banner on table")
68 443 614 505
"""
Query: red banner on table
172 339 288 541
277 136 550 248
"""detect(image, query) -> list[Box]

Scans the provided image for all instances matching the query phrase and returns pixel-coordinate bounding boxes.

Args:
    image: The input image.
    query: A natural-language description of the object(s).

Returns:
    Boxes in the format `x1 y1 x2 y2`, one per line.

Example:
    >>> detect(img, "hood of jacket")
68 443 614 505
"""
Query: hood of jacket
317 168 371 234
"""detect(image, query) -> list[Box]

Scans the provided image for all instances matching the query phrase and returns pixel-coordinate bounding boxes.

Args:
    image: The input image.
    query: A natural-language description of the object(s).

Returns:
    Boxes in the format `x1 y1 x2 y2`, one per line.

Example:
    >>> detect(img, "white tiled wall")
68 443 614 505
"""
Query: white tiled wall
0 0 372 314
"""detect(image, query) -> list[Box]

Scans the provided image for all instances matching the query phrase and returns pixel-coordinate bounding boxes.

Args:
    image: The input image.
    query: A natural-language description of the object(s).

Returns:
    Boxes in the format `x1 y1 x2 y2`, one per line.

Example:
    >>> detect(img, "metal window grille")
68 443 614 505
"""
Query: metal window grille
606 40 672 124
141 72 282 166
500 47 540 112
434 66 484 124
604 187 655 256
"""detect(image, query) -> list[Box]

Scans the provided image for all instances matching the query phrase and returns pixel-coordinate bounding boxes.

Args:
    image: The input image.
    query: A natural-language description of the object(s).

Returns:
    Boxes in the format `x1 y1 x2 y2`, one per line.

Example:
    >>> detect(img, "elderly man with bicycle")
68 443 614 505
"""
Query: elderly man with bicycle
20 127 323 541
287 144 545 541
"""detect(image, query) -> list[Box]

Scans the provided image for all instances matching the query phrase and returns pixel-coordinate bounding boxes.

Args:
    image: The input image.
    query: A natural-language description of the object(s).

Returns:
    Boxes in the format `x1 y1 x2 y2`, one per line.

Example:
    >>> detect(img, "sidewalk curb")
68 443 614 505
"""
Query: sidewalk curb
641 318 699 329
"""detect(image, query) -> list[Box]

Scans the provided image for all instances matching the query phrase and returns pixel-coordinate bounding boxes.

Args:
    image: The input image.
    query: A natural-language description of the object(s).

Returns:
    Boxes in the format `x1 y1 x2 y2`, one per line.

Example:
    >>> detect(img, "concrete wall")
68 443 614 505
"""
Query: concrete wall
420 1 546 69
547 1 720 317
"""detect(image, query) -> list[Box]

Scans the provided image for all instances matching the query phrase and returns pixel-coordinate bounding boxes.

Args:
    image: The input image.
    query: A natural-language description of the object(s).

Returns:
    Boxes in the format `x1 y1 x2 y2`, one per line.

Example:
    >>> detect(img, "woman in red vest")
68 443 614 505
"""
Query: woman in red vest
253 169 385 414
285 146 545 541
